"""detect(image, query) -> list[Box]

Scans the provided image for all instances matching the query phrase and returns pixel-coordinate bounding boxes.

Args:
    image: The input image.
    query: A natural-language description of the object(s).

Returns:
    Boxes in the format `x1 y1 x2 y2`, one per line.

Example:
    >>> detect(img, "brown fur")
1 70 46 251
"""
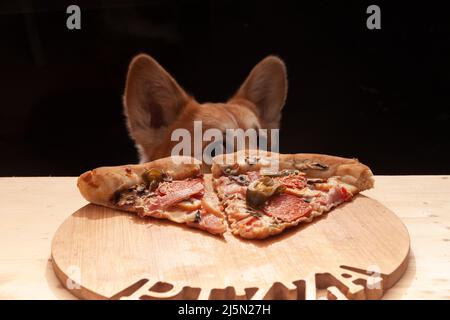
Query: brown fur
123 54 288 165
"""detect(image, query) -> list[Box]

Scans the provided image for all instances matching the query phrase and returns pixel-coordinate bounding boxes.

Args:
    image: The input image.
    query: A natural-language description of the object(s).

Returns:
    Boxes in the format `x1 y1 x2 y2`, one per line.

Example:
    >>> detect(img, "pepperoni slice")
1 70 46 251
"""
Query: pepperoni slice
278 175 307 190
264 193 312 222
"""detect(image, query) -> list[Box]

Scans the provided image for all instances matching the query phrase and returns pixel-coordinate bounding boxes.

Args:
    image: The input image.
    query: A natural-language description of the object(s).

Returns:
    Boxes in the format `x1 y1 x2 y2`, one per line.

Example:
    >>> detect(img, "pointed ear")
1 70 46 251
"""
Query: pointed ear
123 54 190 146
231 56 287 127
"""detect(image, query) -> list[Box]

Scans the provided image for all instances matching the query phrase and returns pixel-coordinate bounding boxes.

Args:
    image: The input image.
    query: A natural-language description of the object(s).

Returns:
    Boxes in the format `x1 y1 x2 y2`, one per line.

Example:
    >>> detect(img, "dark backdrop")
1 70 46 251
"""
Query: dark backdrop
1 0 449 176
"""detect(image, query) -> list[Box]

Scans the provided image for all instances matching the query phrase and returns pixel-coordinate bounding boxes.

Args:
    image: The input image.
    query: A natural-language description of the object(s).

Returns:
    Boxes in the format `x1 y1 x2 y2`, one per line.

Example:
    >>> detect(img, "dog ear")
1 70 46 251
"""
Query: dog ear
124 54 190 149
231 56 287 128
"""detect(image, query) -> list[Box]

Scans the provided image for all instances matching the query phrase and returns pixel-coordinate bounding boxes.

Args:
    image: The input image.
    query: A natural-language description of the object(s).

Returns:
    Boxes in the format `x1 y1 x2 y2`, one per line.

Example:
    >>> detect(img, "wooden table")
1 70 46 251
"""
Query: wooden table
0 176 449 300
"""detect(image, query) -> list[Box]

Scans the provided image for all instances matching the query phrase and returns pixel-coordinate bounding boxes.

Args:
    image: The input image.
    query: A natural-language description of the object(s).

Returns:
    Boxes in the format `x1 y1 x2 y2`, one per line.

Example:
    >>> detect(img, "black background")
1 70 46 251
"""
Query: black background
1 0 449 176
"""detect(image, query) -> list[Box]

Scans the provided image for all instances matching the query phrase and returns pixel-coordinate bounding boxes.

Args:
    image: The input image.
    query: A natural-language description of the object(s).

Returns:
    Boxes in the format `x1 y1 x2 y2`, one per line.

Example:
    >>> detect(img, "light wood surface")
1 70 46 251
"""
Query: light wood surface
51 186 409 300
0 176 449 299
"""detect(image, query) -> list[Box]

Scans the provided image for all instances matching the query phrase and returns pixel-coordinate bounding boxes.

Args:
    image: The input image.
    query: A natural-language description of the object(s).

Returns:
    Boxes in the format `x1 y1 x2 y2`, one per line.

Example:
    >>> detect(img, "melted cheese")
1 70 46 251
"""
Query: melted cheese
165 208 197 223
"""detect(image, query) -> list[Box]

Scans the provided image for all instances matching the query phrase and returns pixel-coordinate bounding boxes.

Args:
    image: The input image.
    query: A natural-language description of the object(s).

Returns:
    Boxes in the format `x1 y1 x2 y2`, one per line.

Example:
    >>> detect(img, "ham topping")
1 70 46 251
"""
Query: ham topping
146 179 204 211
198 213 226 234
114 178 205 214
277 175 307 190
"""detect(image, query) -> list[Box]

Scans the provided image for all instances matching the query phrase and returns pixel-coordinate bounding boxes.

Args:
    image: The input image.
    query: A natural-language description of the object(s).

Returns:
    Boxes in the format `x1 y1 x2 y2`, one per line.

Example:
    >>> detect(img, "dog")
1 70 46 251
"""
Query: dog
123 54 287 167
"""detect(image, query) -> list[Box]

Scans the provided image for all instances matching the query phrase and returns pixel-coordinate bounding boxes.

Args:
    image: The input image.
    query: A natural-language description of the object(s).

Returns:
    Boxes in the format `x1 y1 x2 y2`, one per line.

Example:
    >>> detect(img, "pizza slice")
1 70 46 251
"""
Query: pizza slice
77 156 226 235
211 150 374 239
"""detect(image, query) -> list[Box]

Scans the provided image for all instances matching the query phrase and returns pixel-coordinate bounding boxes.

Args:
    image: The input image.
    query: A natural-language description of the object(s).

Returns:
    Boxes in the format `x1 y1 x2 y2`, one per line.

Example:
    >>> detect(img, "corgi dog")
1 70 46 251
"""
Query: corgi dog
123 54 287 167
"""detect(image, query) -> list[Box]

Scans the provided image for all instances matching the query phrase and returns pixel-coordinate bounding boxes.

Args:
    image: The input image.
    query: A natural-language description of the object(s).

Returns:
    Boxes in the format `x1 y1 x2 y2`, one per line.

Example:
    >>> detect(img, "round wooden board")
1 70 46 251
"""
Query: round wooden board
51 178 410 300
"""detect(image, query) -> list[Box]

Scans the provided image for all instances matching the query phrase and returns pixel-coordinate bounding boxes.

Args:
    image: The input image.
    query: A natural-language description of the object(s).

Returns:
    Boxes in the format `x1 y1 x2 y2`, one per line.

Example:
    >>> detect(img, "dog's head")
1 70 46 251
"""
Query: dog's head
123 54 287 164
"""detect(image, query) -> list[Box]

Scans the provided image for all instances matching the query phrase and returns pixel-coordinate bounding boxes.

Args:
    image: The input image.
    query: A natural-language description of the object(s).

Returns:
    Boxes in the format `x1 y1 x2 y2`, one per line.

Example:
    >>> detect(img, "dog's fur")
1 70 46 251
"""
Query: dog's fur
123 54 287 165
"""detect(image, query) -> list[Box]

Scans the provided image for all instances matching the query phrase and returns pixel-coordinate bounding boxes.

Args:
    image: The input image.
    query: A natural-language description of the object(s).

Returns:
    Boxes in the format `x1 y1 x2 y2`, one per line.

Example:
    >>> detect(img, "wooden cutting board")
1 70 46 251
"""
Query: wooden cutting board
51 175 410 300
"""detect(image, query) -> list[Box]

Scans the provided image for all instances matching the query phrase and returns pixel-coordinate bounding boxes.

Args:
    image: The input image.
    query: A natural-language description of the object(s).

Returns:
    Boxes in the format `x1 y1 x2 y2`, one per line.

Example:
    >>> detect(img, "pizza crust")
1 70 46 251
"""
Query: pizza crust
77 156 201 207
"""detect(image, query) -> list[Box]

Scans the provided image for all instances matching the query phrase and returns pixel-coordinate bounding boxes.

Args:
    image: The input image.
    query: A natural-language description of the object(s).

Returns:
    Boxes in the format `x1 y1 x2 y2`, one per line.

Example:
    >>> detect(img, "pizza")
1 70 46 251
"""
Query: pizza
77 151 374 239
77 156 226 235
211 150 374 239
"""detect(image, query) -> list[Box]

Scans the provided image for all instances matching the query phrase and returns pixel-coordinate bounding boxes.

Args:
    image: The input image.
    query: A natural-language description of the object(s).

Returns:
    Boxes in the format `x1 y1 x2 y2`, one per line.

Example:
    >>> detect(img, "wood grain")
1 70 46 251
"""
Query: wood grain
1 176 449 299
50 175 409 300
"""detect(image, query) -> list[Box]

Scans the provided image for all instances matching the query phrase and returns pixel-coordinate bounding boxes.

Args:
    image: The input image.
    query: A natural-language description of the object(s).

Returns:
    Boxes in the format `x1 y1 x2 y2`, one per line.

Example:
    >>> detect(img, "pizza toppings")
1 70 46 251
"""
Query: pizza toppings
175 198 202 211
215 177 246 196
246 177 285 209
113 183 153 209
277 174 307 190
262 169 301 177
201 191 223 218
264 193 312 222
221 163 240 176
114 179 205 215
294 160 329 171
223 198 250 221
112 174 227 235
213 166 358 239
198 213 227 234
142 168 171 191
187 208 226 234
325 186 351 205
145 179 204 211
307 178 325 184
229 174 251 186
